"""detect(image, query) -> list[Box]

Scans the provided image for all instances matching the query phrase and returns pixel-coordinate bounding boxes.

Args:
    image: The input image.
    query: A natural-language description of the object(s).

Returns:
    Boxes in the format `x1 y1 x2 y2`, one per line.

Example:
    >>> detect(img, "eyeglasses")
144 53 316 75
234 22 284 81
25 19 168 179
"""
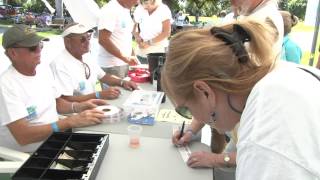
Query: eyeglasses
175 106 217 125
82 62 91 79
11 42 43 52
67 33 92 43
175 106 193 119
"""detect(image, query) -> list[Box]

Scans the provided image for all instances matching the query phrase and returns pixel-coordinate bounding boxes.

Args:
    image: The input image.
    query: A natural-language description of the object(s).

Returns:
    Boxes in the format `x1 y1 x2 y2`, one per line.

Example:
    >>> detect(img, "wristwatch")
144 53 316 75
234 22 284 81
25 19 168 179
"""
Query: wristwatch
223 153 231 167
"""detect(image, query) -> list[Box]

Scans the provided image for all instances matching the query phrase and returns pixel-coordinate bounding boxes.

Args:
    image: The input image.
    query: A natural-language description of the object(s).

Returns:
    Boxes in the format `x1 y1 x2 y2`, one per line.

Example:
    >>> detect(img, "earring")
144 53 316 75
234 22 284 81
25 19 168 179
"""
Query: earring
211 112 217 122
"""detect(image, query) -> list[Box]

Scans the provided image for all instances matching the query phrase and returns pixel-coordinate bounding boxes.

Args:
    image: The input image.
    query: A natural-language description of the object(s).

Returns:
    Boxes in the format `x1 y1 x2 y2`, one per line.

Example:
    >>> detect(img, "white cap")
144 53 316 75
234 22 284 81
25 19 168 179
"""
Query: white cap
61 23 94 37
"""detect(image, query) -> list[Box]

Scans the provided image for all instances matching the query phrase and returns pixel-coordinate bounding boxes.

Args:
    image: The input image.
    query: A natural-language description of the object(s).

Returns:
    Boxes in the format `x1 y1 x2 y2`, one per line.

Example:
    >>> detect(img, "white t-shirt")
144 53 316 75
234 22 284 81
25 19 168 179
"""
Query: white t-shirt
97 0 133 67
237 62 320 179
0 65 60 152
175 15 185 27
133 4 172 56
241 0 283 56
51 49 106 96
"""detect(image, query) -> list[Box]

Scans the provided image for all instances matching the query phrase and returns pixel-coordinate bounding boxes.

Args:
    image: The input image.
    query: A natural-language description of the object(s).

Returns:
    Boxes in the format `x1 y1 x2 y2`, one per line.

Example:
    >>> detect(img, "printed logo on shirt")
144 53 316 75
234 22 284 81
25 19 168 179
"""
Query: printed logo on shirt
26 106 38 121
79 81 86 91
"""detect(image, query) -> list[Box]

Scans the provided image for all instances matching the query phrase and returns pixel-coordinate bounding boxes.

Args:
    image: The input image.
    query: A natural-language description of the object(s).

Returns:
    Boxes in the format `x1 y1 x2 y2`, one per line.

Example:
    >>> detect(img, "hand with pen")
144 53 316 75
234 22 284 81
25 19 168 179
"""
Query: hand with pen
172 121 194 146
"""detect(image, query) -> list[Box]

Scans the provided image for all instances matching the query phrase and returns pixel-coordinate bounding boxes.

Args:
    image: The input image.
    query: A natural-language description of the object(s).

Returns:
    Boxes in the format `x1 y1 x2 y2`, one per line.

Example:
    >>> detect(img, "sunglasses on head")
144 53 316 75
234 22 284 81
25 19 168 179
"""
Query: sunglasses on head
11 42 43 52
175 106 193 119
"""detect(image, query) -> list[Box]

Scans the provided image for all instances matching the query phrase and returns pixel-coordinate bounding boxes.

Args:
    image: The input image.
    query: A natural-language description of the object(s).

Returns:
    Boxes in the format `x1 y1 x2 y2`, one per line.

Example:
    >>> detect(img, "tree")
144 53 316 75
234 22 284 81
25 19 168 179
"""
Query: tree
55 0 63 18
288 0 307 19
94 0 108 7
279 0 289 10
185 0 230 17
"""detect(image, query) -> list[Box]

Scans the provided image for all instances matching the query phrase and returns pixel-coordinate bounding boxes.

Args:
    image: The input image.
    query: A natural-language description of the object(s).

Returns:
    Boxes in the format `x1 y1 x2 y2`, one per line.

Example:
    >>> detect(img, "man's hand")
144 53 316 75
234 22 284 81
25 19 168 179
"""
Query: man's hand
138 41 150 49
122 80 138 91
69 109 106 128
76 99 108 112
126 56 139 66
134 33 143 44
100 87 121 99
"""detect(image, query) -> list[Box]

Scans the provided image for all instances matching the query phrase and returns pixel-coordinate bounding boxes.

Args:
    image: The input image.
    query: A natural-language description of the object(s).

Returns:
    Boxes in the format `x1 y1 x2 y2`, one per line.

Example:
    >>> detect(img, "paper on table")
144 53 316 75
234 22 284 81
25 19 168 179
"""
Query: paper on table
156 109 192 124
172 124 192 163
178 145 192 162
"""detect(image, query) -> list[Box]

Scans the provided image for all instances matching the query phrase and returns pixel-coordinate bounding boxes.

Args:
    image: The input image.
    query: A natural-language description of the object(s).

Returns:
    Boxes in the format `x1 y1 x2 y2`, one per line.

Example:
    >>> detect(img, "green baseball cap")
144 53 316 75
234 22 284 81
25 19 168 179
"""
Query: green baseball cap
2 24 49 49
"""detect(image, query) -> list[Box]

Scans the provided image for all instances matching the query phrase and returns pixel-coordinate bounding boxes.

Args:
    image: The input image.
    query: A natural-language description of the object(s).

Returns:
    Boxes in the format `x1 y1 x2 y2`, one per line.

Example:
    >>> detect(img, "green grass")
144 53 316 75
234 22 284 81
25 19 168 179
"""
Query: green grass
37 29 63 37
0 18 14 25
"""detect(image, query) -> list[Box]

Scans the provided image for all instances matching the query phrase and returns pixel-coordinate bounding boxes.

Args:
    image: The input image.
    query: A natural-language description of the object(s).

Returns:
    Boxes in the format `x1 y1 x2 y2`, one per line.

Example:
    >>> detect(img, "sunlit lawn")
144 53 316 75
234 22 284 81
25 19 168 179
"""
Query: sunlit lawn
292 22 319 66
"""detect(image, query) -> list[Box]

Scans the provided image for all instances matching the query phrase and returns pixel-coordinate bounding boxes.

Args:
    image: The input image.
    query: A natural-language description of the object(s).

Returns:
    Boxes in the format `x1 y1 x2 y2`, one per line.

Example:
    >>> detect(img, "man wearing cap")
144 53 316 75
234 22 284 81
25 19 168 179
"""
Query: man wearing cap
51 23 138 102
97 0 139 78
0 24 107 152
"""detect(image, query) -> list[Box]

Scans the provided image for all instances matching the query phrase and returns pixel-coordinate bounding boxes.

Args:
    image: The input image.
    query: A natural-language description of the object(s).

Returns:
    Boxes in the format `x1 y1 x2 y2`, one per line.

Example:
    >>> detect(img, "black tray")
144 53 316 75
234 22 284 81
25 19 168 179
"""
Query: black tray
12 132 109 180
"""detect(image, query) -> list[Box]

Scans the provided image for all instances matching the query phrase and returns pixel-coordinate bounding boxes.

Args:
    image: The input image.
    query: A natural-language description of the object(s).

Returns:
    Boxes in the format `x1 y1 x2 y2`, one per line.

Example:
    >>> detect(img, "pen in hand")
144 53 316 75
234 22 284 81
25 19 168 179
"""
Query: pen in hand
179 121 185 139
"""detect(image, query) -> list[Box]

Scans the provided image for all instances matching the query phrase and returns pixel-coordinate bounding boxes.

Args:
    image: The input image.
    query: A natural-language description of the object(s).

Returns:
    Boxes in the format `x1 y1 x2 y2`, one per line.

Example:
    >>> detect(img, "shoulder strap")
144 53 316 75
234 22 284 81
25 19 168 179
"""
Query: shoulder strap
298 67 320 82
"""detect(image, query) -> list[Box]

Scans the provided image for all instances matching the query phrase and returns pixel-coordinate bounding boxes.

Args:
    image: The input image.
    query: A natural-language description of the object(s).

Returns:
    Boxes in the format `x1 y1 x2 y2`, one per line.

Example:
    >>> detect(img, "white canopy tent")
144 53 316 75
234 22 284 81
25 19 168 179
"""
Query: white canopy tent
62 0 100 29
41 0 55 14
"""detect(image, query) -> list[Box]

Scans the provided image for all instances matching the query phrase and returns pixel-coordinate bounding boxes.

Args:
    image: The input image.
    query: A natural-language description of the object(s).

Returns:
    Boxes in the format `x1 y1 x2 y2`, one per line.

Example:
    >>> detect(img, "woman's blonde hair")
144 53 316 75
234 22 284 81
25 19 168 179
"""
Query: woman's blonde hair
280 11 299 36
161 19 278 101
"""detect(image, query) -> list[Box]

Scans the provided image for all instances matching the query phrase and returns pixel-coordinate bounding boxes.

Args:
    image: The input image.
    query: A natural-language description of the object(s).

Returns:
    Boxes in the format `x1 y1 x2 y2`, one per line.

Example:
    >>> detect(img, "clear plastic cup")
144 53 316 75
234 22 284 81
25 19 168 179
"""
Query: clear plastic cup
127 125 143 148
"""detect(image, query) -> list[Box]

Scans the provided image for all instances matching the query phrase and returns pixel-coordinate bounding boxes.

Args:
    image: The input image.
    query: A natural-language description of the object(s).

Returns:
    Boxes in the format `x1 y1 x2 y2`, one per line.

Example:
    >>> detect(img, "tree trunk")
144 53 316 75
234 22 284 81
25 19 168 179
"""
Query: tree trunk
55 0 63 18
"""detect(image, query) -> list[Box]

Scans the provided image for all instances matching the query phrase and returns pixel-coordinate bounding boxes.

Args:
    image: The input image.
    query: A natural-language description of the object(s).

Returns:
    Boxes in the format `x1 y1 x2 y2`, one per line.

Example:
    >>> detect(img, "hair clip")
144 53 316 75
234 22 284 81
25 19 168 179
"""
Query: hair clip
210 24 250 63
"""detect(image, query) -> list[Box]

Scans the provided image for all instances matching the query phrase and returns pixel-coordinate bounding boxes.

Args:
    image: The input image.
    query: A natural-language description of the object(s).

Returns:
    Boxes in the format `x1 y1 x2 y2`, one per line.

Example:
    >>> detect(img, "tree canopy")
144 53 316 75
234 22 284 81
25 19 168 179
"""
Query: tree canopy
6 0 308 19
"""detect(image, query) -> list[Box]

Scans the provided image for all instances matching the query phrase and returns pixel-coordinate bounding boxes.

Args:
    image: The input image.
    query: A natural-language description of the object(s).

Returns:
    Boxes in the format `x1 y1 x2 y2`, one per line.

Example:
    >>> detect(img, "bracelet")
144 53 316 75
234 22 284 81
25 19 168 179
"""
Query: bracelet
147 39 153 46
51 122 60 132
71 102 77 113
120 79 125 87
95 91 101 99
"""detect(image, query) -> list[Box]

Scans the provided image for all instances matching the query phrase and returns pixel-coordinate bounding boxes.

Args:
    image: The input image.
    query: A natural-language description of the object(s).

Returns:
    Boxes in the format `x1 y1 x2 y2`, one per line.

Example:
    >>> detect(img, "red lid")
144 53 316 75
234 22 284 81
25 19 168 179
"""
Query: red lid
128 68 150 83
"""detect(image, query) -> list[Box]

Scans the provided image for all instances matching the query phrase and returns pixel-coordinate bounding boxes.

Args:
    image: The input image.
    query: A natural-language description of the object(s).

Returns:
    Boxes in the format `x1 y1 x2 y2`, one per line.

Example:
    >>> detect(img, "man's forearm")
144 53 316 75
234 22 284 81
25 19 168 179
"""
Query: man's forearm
100 74 122 87
99 37 128 63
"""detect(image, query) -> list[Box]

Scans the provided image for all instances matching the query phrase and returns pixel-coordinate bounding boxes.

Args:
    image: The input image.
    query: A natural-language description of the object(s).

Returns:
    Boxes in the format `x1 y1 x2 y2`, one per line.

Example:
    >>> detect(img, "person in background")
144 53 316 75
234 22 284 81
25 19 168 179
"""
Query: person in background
133 0 172 63
163 19 320 179
216 10 227 25
280 11 302 64
184 15 189 24
231 0 283 54
174 11 185 30
51 23 138 102
222 5 239 24
0 25 107 152
97 0 139 78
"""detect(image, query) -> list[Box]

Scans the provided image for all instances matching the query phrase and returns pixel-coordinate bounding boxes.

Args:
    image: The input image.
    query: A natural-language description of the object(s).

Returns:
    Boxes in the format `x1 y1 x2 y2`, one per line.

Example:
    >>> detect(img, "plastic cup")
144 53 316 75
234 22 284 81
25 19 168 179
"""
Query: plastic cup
127 125 143 148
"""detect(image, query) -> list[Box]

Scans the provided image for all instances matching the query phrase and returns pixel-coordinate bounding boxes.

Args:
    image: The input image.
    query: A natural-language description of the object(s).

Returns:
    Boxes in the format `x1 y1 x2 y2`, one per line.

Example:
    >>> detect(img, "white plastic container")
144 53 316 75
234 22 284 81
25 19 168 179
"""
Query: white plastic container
123 90 164 125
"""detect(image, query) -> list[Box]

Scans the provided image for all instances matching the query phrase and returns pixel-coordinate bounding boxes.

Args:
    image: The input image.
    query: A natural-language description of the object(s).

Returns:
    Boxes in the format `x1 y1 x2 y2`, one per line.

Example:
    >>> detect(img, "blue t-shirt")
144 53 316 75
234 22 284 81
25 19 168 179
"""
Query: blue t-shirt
281 35 302 64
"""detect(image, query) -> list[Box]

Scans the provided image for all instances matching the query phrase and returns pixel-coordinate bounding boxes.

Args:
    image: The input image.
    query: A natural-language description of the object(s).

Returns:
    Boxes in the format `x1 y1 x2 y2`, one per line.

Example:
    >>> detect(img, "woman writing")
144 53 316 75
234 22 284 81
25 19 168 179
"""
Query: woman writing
163 19 320 179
